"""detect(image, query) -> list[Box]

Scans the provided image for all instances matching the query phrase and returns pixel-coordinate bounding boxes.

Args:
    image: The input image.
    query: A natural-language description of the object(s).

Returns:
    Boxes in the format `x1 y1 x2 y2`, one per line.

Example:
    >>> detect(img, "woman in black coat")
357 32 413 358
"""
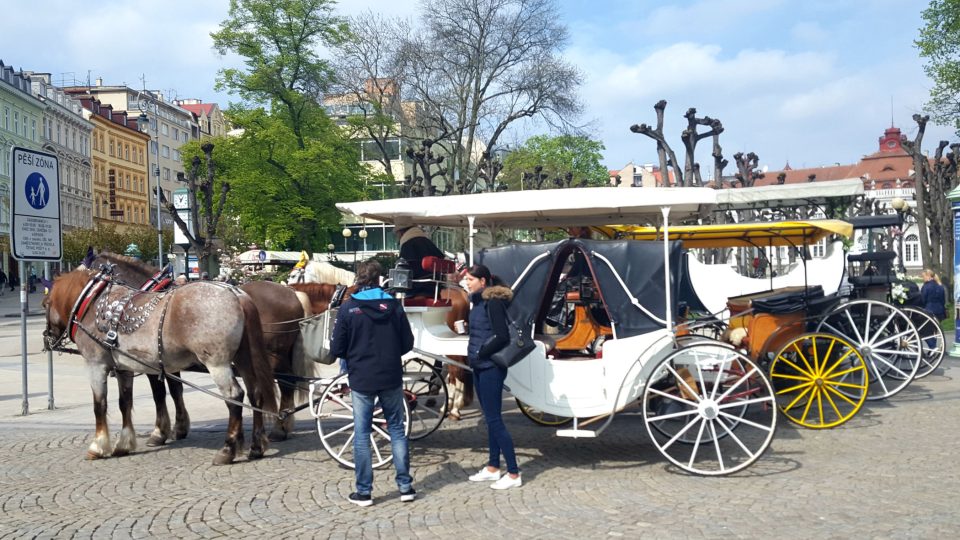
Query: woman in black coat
920 269 947 320
464 263 522 490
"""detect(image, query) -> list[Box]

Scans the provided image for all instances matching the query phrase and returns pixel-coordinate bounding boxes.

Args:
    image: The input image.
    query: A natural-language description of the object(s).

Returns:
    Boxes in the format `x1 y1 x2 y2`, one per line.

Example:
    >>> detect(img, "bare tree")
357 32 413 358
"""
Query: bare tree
396 0 583 194
902 113 960 289
733 152 764 188
159 143 229 276
332 11 408 181
681 108 723 187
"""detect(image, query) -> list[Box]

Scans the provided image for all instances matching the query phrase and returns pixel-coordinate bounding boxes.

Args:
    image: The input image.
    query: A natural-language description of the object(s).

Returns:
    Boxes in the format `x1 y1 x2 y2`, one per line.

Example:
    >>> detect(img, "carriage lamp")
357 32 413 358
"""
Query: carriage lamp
389 258 412 292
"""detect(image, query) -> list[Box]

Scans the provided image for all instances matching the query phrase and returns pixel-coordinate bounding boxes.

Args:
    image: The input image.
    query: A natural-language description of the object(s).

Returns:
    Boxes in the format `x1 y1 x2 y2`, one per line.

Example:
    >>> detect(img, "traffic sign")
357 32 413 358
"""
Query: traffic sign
258 250 267 262
10 147 61 261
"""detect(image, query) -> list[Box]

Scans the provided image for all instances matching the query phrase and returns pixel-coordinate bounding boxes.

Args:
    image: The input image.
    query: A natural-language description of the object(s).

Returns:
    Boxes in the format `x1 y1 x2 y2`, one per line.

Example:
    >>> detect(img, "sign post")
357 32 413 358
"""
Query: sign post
10 147 61 415
948 185 960 356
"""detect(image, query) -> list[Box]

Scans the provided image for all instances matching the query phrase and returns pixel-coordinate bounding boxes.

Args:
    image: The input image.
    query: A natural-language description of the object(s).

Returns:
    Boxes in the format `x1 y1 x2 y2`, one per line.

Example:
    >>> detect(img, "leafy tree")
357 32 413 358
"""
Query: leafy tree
210 0 366 250
917 0 960 133
62 224 172 266
500 135 609 190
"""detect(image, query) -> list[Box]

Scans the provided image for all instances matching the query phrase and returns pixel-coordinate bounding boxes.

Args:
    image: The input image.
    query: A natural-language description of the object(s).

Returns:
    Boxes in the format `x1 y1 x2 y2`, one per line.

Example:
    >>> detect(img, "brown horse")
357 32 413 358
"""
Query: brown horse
87 253 315 442
44 269 277 464
287 282 474 418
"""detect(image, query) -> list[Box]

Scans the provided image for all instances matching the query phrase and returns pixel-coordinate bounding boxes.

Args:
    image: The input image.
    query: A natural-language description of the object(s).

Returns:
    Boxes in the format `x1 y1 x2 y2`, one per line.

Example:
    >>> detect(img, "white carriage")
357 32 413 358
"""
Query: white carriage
311 187 780 476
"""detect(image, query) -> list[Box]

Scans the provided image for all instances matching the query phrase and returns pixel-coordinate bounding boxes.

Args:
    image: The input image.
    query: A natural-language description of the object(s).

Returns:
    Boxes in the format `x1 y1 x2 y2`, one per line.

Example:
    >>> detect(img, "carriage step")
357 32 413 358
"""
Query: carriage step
556 429 596 438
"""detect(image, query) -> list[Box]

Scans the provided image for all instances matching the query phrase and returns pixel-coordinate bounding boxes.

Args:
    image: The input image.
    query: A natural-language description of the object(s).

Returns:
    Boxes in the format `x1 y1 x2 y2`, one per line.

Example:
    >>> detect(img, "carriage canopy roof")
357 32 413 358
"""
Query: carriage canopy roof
336 187 718 228
601 219 854 248
714 179 864 212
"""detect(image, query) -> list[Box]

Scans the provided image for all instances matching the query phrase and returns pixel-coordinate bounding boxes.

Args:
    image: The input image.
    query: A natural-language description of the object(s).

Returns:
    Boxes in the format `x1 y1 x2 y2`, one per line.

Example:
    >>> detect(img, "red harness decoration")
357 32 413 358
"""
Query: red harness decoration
140 269 173 292
67 279 109 341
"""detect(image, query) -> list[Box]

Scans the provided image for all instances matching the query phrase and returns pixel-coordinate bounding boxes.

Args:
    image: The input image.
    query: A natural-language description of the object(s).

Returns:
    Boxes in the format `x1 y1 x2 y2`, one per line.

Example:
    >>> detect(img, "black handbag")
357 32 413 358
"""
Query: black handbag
490 316 535 369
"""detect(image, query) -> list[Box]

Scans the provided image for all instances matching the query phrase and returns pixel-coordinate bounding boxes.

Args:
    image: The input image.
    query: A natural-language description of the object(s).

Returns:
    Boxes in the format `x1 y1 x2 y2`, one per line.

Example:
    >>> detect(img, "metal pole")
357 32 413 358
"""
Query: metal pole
661 207 672 331
20 260 29 416
44 262 54 409
155 103 163 268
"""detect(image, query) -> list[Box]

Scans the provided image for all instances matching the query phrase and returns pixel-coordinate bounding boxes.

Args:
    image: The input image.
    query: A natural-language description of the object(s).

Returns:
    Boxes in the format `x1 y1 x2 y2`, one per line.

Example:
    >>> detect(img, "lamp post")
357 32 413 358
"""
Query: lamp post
359 227 368 254
136 93 163 267
342 227 354 270
891 197 908 273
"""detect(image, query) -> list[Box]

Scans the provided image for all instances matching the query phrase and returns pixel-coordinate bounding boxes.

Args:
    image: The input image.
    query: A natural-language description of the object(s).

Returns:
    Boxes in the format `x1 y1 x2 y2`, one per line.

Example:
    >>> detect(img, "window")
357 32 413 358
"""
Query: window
56 122 61 144
125 144 130 161
173 149 181 162
163 167 171 180
173 128 179 141
109 139 114 157
360 139 401 161
14 111 19 134
31 119 36 141
161 123 169 136
139 149 144 164
161 145 170 158
150 141 158 155
811 239 826 258
904 234 920 265
3 106 8 130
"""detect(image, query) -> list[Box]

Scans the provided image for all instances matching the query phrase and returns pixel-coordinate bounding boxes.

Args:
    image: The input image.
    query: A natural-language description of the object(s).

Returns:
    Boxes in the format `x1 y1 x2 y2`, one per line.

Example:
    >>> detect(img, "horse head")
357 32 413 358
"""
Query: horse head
43 269 95 350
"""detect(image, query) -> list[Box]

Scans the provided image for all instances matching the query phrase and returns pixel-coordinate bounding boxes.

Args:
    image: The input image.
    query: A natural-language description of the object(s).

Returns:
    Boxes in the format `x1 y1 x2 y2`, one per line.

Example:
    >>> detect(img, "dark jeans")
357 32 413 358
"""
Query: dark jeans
473 365 519 474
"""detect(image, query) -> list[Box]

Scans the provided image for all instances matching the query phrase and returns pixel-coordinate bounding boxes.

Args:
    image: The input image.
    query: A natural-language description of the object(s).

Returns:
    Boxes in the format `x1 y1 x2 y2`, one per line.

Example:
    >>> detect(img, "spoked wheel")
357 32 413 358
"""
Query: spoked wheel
402 357 448 440
515 399 573 427
902 306 946 379
769 333 868 429
314 373 410 469
816 299 922 400
642 342 777 476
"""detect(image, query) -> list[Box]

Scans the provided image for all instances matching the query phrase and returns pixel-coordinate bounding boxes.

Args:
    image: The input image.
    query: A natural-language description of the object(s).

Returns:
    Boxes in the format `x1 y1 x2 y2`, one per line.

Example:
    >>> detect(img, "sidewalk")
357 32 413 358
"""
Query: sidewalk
0 284 46 320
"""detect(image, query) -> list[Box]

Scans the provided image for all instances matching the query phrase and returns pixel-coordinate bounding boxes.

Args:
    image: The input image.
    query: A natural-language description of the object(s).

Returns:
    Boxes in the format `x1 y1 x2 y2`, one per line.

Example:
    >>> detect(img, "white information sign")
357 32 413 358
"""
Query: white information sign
10 147 61 261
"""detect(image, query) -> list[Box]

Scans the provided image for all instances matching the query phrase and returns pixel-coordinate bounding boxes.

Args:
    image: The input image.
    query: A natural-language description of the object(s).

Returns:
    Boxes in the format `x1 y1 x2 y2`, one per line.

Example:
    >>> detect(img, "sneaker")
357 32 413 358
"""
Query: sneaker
490 473 522 490
347 492 373 507
468 467 502 482
399 488 417 502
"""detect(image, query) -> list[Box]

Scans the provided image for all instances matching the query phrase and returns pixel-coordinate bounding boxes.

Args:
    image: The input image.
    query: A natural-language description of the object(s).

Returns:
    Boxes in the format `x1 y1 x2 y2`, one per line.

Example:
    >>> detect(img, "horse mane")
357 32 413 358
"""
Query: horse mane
94 252 156 282
287 282 339 303
49 269 94 323
306 262 355 286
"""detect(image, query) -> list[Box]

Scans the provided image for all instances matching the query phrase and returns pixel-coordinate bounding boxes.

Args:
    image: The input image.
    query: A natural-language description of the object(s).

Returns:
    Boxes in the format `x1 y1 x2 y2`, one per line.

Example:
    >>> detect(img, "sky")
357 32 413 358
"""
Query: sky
1 0 953 175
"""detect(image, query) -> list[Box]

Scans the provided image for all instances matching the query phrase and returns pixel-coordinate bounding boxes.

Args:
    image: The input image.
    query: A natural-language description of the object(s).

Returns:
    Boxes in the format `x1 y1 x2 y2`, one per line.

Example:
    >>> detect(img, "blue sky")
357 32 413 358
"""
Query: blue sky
1 0 951 175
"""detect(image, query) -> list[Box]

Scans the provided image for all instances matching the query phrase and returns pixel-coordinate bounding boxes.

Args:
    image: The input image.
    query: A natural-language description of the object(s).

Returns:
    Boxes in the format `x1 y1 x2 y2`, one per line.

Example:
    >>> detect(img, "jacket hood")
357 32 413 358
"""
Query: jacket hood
482 285 514 302
349 288 400 321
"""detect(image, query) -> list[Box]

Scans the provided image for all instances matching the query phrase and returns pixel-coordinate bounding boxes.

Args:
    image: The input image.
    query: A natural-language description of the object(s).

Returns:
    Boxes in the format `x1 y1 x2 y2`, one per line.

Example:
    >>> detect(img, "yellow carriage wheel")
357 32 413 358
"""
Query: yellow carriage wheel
769 333 868 429
515 399 573 427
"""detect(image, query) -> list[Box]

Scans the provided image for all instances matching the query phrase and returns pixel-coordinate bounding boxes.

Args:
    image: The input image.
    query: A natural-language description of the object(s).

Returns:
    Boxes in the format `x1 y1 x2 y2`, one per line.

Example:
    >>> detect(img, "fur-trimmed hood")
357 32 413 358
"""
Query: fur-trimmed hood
481 285 513 302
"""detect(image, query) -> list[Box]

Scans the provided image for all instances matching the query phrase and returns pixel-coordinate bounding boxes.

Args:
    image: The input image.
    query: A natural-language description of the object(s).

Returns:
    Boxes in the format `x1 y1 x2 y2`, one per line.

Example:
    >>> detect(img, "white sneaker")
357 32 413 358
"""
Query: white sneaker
468 467 501 482
490 473 522 490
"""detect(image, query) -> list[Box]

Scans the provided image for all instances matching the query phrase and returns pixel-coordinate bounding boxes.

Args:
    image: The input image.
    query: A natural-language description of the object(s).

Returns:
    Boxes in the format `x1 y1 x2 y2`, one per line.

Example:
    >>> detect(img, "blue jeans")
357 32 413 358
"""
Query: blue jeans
474 365 519 474
351 385 412 495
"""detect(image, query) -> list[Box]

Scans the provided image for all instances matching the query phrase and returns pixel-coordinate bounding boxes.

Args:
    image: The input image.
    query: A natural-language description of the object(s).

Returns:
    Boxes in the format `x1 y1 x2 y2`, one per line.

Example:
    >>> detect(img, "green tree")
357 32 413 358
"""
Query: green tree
500 135 608 190
210 0 366 250
62 224 172 267
917 0 960 132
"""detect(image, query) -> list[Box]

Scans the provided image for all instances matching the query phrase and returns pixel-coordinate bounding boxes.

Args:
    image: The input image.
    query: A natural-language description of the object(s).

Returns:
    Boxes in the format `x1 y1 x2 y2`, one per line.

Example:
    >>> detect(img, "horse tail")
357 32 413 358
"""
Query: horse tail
236 292 278 416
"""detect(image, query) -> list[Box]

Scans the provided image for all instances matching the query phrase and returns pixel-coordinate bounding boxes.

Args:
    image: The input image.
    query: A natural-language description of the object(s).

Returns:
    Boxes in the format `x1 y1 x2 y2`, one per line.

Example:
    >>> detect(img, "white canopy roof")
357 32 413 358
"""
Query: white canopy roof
716 178 864 210
336 187 718 228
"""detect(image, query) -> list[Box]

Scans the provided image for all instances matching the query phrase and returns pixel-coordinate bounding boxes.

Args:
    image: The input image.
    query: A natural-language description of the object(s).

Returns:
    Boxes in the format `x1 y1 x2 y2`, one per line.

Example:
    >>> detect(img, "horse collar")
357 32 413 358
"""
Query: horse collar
331 284 347 309
67 278 110 342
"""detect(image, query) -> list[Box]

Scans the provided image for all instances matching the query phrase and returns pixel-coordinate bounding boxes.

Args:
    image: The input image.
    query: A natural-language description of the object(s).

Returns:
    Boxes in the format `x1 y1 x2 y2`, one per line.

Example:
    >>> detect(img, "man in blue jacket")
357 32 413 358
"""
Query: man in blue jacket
329 260 416 507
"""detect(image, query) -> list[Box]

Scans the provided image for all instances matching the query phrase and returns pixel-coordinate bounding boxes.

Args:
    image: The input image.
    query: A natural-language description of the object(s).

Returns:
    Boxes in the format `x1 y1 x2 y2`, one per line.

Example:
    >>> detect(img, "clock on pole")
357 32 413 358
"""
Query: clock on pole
172 188 192 246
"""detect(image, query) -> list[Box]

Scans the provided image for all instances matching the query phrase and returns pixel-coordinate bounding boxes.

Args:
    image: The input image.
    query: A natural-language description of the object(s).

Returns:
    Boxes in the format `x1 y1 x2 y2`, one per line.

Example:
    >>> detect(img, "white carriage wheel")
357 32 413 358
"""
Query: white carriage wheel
314 373 410 470
403 357 449 440
902 306 946 379
815 299 921 400
642 342 777 476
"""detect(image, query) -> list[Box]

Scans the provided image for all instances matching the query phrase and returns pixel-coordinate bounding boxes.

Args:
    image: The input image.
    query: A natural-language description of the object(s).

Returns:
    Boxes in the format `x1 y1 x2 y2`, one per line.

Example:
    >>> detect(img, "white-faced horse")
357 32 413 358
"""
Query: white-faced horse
287 261 355 286
44 268 278 464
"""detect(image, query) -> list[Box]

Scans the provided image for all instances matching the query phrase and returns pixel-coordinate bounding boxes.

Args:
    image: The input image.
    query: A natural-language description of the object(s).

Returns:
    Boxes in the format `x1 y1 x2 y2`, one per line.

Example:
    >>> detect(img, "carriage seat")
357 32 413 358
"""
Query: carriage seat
848 251 897 287
421 256 457 275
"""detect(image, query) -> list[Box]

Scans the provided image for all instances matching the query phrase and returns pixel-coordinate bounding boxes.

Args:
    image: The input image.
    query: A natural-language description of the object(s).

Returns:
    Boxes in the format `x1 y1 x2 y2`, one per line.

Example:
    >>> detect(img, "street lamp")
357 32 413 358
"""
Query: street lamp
359 228 368 254
891 197 908 272
136 93 163 267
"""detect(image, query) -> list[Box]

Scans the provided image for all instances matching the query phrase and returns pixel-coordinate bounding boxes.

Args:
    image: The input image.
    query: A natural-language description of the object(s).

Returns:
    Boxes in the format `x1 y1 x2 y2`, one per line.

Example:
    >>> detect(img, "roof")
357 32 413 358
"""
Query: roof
179 102 216 117
715 178 864 211
605 220 853 248
336 187 718 228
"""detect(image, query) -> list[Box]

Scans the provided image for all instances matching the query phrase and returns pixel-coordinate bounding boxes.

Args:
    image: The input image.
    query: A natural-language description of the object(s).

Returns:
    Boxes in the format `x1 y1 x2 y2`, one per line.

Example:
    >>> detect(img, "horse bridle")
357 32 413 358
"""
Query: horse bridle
43 265 116 354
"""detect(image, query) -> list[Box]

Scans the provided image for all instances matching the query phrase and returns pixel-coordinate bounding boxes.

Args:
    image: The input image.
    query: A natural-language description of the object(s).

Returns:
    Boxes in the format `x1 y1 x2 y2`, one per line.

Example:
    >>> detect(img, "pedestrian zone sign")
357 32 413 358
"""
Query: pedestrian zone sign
10 147 61 261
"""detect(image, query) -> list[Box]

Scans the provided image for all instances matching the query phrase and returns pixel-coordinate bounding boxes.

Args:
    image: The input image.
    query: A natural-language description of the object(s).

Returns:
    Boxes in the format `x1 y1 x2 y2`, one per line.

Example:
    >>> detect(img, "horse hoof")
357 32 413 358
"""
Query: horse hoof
86 451 107 460
447 410 461 421
173 429 189 441
112 448 130 458
267 430 288 443
212 449 235 466
248 448 265 461
145 435 167 447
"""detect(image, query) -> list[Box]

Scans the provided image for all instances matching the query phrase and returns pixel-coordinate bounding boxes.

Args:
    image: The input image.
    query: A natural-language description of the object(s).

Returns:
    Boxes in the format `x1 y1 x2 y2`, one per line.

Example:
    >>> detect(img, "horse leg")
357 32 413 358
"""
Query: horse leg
268 383 293 442
87 365 112 459
447 367 463 421
209 366 244 465
146 373 172 446
166 373 191 440
245 371 268 460
113 371 137 457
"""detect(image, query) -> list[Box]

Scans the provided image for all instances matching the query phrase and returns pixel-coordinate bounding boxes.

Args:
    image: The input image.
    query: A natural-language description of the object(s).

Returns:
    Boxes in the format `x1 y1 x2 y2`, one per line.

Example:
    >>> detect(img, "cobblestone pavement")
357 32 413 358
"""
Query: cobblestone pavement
2 315 959 538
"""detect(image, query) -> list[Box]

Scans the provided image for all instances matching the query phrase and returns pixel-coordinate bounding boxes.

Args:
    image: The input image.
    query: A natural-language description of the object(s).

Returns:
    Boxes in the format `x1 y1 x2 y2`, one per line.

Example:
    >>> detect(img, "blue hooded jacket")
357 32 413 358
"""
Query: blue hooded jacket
329 287 414 393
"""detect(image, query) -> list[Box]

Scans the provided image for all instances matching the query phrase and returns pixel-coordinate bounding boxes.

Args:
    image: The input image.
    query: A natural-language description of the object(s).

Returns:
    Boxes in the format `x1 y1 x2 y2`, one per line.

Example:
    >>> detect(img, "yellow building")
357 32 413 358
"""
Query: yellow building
72 95 150 230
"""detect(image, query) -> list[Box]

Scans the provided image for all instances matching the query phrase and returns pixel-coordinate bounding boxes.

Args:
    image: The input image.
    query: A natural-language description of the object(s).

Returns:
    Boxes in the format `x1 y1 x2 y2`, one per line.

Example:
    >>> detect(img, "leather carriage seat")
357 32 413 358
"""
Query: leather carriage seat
422 256 457 275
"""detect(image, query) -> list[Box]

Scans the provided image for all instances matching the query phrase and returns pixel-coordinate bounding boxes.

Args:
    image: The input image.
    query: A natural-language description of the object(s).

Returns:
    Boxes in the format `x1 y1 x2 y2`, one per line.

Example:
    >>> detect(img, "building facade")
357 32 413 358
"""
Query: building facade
0 60 45 274
176 99 227 138
26 73 94 231
73 96 150 232
64 83 197 231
